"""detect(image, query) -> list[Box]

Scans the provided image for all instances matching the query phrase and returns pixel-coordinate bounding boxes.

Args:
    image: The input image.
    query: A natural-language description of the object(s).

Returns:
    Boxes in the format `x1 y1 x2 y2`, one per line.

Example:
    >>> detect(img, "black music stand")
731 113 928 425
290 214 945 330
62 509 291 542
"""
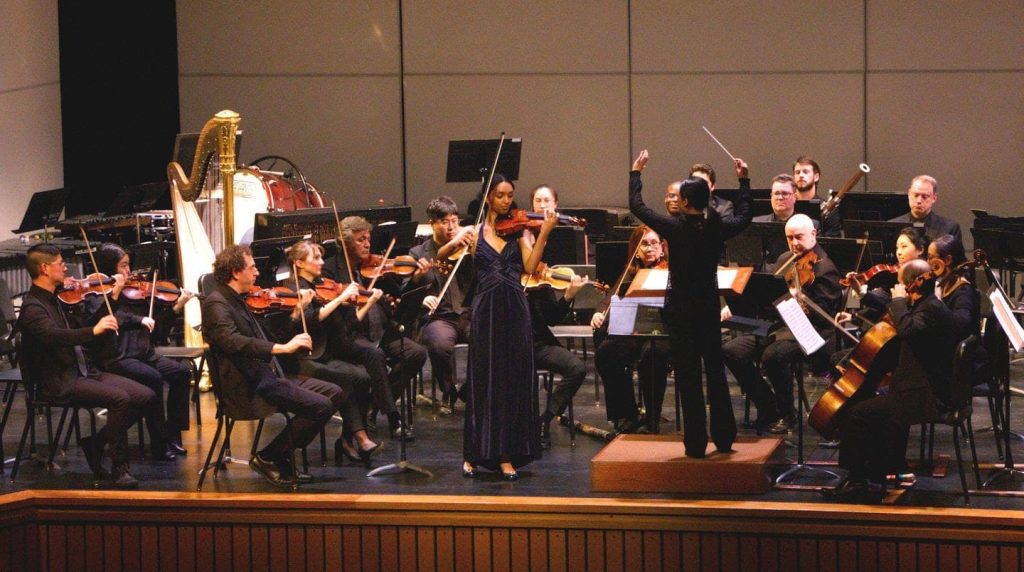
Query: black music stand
741 221 787 271
841 220 907 262
794 200 822 222
981 281 1024 489
14 188 70 239
371 220 419 256
446 137 523 220
839 192 909 222
818 237 883 275
595 241 629 287
367 285 433 479
250 235 305 288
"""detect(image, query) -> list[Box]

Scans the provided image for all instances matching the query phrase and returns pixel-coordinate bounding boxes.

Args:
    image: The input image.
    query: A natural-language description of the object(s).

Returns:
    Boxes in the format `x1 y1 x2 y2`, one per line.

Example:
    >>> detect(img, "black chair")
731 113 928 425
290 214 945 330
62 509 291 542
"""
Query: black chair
919 335 981 505
537 369 576 447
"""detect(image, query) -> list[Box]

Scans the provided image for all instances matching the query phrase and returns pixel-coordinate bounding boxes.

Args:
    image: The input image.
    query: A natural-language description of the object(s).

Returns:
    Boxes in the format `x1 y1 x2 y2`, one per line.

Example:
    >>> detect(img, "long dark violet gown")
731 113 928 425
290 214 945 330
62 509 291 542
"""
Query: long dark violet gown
463 227 540 470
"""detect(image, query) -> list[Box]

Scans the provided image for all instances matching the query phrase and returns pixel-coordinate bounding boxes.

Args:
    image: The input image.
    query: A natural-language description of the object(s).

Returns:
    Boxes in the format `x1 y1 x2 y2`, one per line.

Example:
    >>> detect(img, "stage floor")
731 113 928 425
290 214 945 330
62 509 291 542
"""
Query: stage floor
3 351 1024 510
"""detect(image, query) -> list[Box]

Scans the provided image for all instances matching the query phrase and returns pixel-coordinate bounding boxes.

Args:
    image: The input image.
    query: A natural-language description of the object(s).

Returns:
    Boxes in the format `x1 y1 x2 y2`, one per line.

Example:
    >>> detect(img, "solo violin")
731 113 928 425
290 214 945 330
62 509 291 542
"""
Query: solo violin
494 209 585 237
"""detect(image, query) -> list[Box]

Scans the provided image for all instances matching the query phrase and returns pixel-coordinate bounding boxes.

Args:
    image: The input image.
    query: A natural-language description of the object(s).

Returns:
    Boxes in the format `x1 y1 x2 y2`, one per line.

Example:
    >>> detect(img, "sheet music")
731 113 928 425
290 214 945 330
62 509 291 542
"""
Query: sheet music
990 289 1024 351
641 268 669 291
717 268 738 290
775 297 826 355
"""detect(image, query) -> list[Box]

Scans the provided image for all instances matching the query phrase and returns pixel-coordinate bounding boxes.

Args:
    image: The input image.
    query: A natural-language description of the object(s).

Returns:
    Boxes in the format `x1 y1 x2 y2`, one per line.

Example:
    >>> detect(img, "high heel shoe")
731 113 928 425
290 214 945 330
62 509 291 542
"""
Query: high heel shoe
462 462 476 478
501 470 520 482
334 438 361 466
358 442 383 465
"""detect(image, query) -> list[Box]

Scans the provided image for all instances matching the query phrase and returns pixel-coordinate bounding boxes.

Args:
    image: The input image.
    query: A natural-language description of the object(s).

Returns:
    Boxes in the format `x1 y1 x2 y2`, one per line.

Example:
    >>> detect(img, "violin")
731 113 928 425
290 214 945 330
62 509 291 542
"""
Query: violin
494 209 585 237
777 250 818 289
57 273 116 305
906 258 945 298
313 278 372 305
245 286 300 313
521 263 609 292
839 264 899 288
121 278 182 303
359 254 420 279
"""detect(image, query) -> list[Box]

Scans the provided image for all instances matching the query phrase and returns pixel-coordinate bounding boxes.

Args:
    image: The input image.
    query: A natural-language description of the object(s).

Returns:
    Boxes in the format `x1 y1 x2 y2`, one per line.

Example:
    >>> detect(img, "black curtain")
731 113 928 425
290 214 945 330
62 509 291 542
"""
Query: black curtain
58 1 179 217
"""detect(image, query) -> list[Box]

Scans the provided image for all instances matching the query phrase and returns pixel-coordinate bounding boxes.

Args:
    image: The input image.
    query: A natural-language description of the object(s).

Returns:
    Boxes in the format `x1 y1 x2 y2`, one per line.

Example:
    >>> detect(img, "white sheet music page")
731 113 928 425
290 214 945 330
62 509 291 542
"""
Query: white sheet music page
641 268 669 291
717 268 738 290
775 297 826 355
990 289 1024 351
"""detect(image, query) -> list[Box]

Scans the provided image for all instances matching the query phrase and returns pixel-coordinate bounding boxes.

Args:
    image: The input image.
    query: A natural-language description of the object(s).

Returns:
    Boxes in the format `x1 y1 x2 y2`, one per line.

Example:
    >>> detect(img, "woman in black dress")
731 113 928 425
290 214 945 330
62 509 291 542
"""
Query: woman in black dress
462 175 557 480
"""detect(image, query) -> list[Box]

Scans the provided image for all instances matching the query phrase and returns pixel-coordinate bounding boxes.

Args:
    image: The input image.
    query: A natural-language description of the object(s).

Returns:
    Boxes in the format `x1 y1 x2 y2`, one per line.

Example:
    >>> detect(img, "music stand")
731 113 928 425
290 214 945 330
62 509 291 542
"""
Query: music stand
371 220 419 256
743 221 788 271
841 220 907 263
794 199 822 221
839 192 909 222
595 241 629 287
445 138 523 183
14 188 70 239
725 273 788 320
818 237 883 275
250 235 305 288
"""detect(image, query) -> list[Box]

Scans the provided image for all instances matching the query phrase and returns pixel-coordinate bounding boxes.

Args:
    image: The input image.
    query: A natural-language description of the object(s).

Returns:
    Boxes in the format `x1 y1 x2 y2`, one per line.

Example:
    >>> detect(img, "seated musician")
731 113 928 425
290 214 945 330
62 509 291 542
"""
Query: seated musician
721 214 842 434
85 243 194 460
838 226 927 330
929 234 988 378
825 259 956 499
889 175 965 264
327 216 428 440
17 244 157 488
752 174 814 265
279 239 381 464
525 185 589 446
410 196 475 416
792 156 841 237
201 245 344 487
591 225 672 434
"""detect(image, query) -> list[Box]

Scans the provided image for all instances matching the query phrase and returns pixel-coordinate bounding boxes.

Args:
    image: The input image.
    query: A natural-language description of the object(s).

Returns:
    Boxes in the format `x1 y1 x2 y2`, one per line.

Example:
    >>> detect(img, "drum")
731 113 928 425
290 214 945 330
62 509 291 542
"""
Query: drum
243 167 325 211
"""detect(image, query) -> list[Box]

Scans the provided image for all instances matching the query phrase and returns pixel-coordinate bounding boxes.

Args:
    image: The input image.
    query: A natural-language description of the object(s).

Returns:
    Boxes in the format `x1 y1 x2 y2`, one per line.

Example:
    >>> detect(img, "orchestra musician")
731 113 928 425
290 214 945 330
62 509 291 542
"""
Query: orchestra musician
838 226 927 329
889 175 965 264
721 214 842 435
824 259 956 499
462 175 557 480
327 216 428 440
752 174 812 266
411 196 475 416
201 245 344 487
591 226 672 434
18 244 157 488
281 239 382 465
525 185 589 447
929 234 987 375
86 243 193 460
628 150 752 458
792 156 841 237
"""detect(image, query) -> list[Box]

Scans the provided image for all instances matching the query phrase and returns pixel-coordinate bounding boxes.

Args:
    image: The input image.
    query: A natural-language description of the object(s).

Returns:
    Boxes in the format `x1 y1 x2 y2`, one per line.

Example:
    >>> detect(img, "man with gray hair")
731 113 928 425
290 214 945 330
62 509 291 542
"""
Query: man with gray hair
889 175 964 263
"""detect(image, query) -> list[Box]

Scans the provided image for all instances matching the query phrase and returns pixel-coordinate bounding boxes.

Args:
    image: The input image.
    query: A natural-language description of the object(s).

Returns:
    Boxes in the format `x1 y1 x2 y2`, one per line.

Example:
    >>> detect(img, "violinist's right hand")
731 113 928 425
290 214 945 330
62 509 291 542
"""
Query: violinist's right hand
93 314 119 336
835 311 853 325
339 282 361 306
276 333 313 355
720 305 732 323
367 288 384 306
590 311 605 330
632 149 649 172
422 295 440 312
455 226 476 247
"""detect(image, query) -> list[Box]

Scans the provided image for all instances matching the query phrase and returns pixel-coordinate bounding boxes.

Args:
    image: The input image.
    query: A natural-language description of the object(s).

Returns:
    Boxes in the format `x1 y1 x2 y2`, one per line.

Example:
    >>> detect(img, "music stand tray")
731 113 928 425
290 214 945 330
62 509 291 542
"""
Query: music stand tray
371 220 419 255
445 138 523 183
14 188 70 235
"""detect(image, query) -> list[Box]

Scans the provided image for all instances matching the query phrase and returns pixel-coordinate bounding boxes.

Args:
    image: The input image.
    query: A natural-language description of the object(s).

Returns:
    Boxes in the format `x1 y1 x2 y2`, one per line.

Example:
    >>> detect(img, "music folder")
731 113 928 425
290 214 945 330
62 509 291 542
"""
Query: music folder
607 296 667 337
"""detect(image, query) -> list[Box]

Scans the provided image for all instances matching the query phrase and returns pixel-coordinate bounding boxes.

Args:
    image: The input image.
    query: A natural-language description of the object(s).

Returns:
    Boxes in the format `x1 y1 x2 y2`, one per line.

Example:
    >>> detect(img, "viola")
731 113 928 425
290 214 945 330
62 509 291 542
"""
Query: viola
245 286 300 313
521 264 609 292
121 279 182 303
778 250 818 289
57 273 116 305
839 264 899 288
313 278 371 305
359 254 420 279
493 209 585 237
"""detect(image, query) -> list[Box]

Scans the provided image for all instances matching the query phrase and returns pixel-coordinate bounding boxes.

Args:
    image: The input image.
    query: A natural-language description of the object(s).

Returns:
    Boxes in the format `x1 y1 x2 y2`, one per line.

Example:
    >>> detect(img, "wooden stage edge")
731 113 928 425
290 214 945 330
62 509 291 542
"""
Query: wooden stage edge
5 490 1024 570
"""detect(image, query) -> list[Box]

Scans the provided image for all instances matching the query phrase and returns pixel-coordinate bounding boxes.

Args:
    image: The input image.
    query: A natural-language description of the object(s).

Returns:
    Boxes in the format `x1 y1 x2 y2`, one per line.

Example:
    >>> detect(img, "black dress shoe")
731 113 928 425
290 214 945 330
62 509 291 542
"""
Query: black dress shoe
358 442 383 465
168 441 187 456
821 477 870 500
249 454 295 488
334 438 358 466
152 444 177 462
111 464 139 490
768 414 796 435
501 470 520 482
79 436 107 477
462 464 477 478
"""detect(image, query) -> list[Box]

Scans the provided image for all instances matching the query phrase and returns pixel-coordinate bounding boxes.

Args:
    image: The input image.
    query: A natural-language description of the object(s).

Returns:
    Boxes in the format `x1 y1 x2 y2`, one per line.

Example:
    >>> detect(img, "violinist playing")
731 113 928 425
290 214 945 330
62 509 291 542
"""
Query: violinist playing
628 150 753 458
328 215 427 440
410 196 475 416
837 226 927 331
17 244 157 488
722 214 842 435
86 243 193 461
524 184 589 447
279 240 381 465
591 225 673 434
824 259 956 500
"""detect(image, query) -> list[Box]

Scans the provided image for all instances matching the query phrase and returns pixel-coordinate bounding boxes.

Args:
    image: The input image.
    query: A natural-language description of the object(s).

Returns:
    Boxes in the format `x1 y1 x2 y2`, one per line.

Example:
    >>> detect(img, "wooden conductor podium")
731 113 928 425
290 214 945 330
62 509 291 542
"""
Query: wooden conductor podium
591 435 786 494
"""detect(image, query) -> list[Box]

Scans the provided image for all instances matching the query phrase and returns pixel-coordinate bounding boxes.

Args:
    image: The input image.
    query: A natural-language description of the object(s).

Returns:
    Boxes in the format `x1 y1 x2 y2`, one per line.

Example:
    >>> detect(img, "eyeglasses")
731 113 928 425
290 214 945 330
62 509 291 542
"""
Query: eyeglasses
771 191 794 198
640 240 661 247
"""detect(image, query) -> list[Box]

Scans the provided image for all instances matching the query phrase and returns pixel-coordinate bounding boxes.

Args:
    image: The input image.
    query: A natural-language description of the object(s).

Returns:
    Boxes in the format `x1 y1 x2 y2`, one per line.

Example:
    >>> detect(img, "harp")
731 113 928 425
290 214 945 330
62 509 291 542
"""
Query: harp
167 110 241 347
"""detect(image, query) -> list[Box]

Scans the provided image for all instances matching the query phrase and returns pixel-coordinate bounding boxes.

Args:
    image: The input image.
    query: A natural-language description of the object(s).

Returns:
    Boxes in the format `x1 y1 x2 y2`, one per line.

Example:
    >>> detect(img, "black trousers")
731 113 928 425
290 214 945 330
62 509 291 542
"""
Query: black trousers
420 316 471 394
336 334 426 415
534 341 587 418
295 357 371 434
106 355 192 441
838 391 921 480
595 336 671 427
256 374 344 462
66 372 156 466
668 311 736 455
722 333 802 420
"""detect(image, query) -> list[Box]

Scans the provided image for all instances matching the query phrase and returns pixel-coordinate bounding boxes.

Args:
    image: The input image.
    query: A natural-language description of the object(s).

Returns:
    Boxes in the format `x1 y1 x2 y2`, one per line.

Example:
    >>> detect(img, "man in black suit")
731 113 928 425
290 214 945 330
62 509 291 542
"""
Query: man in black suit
889 175 965 263
17 244 156 488
201 245 344 487
825 259 956 499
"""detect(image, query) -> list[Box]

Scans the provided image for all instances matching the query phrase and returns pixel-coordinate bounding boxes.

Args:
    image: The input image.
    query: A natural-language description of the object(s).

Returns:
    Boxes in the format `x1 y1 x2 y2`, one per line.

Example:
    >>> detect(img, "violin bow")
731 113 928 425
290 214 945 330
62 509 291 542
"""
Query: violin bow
364 236 397 292
148 269 158 321
293 263 310 355
843 231 870 303
79 226 117 336
597 236 647 327
331 201 356 284
793 290 860 345
430 132 506 315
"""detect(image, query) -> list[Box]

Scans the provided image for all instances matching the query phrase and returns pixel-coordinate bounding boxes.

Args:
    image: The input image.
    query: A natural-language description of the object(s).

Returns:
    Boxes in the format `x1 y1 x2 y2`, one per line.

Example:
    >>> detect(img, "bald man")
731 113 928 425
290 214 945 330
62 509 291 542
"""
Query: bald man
888 175 965 263
722 214 842 434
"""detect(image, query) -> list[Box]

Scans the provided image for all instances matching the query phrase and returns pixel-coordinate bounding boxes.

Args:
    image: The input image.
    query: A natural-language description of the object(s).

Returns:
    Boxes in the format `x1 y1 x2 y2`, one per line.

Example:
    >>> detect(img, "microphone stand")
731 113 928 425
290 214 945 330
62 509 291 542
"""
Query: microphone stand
367 323 433 478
